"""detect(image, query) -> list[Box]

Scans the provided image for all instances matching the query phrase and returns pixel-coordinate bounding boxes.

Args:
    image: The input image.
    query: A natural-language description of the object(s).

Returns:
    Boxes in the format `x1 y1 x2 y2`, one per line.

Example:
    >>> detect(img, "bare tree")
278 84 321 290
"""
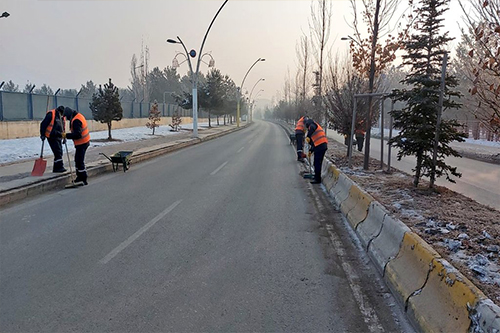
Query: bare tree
459 0 500 136
348 0 413 169
309 0 332 127
296 34 311 103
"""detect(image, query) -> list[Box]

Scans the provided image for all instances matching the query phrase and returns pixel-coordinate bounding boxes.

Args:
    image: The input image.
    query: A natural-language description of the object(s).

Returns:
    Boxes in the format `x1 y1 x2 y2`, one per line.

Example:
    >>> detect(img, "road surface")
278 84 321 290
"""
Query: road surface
0 121 413 332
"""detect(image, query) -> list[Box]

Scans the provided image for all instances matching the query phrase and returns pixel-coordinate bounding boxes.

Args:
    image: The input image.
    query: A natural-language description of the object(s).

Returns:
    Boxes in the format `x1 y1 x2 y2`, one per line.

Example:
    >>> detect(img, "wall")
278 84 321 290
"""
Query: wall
0 117 208 139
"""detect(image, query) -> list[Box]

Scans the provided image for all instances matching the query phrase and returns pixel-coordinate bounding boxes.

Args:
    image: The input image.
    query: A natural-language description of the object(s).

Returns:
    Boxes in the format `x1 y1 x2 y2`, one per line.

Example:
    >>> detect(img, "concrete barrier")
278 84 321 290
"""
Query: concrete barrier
346 186 374 230
340 184 359 217
356 201 388 250
322 161 340 194
470 299 500 332
368 214 411 276
407 258 485 332
320 157 500 333
332 173 353 206
384 232 440 307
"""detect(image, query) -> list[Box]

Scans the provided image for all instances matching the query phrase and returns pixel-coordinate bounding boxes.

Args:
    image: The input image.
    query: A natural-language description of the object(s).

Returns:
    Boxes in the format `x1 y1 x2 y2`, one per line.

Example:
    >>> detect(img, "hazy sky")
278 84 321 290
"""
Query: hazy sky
1 0 464 102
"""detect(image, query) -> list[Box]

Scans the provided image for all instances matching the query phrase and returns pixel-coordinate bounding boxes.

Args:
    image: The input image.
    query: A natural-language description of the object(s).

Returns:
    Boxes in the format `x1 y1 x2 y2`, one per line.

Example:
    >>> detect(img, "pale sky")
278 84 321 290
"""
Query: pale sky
0 0 464 103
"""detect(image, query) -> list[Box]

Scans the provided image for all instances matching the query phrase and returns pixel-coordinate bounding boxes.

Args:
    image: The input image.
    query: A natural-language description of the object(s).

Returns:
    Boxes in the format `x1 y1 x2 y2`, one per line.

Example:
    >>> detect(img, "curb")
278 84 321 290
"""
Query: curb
0 125 246 208
322 161 500 333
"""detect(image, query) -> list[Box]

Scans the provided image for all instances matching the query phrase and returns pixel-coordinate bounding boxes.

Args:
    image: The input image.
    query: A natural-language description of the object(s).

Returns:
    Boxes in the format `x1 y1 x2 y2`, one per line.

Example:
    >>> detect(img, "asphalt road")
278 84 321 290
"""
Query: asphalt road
0 120 413 332
328 131 500 211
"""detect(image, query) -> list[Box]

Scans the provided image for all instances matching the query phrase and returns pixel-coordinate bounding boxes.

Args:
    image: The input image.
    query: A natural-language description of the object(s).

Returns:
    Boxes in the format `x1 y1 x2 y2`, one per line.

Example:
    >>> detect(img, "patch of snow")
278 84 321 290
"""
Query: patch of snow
0 123 211 165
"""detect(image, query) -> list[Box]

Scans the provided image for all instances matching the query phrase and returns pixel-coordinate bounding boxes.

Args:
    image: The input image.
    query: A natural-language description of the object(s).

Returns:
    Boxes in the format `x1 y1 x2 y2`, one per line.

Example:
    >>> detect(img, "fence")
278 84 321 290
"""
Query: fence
0 91 209 121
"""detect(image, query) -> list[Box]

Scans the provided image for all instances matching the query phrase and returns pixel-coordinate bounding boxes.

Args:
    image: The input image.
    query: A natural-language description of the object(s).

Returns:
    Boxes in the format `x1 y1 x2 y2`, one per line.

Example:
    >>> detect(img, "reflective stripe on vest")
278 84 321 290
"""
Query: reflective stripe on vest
45 109 56 138
71 113 90 145
311 123 328 146
295 117 306 132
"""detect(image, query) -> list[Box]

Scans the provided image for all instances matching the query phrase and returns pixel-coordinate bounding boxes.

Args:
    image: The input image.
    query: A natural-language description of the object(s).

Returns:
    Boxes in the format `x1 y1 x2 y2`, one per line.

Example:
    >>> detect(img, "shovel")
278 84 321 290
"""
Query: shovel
31 140 47 176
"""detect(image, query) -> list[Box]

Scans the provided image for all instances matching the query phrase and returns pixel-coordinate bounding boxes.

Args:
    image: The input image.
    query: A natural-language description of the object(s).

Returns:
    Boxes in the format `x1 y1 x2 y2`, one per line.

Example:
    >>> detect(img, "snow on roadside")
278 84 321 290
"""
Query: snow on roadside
0 123 210 165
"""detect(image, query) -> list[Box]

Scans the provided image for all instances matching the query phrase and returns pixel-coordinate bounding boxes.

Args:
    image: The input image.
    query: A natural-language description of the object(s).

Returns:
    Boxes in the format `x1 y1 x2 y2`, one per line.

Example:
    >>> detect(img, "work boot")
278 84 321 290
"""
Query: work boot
310 179 322 184
53 167 67 173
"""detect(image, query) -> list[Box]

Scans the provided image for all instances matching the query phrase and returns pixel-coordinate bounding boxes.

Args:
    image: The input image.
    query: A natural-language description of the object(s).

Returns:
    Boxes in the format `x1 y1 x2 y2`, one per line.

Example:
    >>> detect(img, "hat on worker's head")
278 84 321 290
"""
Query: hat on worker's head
63 107 74 120
305 119 314 128
56 105 65 115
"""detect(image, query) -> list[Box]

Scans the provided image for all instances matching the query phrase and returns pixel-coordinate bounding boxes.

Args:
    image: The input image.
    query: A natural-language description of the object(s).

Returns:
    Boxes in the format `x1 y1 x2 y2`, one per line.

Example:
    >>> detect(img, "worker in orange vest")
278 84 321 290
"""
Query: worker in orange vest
295 115 308 162
62 107 90 185
40 105 66 173
355 120 366 152
305 119 328 184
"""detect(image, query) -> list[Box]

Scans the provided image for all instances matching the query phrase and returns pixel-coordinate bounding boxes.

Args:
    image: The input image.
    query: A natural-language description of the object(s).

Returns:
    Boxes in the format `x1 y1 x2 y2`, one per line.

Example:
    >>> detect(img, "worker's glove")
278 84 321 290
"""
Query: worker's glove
40 135 46 141
61 132 66 139
305 137 311 143
308 152 312 158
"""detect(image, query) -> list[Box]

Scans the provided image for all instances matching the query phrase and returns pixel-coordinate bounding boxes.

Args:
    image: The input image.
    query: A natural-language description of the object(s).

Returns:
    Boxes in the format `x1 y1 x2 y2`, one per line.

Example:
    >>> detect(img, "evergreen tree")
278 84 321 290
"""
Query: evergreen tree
2 80 19 92
390 0 466 188
146 100 161 135
90 78 123 140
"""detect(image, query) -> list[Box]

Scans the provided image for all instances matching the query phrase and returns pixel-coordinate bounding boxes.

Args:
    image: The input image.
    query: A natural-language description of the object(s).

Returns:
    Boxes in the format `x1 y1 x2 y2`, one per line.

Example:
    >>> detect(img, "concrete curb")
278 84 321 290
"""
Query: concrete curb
323 162 500 333
0 125 246 208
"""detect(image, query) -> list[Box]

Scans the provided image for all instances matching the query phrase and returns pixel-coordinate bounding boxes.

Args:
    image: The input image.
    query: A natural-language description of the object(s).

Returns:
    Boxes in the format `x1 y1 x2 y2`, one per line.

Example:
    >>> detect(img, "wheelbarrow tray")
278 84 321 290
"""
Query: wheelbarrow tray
100 151 133 172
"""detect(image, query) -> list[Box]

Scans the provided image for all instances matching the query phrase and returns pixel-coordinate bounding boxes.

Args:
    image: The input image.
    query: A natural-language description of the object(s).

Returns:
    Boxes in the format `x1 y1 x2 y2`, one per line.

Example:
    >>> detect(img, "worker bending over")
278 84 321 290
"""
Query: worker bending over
62 107 90 185
305 119 328 184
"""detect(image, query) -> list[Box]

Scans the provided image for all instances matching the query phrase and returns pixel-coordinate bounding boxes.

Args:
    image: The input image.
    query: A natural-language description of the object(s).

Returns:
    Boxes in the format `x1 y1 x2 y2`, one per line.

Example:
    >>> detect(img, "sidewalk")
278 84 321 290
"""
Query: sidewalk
0 124 243 207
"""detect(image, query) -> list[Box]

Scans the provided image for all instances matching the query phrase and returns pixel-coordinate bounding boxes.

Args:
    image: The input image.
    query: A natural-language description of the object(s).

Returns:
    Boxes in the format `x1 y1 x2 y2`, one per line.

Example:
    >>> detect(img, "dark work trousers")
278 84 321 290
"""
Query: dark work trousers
313 144 328 183
356 134 365 152
74 142 89 183
295 132 305 159
47 137 64 170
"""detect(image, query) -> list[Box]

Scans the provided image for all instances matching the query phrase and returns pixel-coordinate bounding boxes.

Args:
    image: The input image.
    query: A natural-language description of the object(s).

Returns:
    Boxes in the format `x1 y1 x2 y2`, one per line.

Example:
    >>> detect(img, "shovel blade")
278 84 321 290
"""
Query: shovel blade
31 158 47 176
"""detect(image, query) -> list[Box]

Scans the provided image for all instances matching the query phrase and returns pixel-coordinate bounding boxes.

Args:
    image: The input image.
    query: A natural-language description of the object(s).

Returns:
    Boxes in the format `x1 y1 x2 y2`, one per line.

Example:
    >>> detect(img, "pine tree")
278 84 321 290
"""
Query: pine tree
390 0 466 188
90 78 123 140
146 101 161 135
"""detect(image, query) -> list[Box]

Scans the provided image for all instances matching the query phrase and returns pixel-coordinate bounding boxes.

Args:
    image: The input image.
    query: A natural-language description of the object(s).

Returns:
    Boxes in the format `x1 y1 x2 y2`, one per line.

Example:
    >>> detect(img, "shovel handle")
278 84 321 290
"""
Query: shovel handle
40 139 45 158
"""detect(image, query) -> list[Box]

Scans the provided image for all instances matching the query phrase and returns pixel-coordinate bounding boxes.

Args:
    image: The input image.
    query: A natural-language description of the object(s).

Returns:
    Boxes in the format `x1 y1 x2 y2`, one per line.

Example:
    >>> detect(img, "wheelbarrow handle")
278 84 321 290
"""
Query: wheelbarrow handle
99 152 112 162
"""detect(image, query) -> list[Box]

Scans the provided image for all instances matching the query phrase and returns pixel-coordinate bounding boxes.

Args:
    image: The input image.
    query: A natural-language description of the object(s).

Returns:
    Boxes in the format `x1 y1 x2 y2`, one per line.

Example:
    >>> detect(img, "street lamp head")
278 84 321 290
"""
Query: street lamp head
260 58 266 62
167 38 179 44
1 12 10 18
341 37 350 41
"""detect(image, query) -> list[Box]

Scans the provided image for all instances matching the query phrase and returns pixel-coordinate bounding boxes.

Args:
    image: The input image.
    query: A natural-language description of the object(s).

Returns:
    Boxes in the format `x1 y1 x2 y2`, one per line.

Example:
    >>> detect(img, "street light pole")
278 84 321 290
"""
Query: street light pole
237 58 265 127
248 78 265 123
167 0 229 138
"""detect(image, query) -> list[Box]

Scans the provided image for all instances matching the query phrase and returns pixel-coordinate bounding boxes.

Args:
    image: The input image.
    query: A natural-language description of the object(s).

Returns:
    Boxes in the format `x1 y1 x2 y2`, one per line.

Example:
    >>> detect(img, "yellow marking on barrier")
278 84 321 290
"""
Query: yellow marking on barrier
385 232 441 307
408 258 485 333
347 187 374 229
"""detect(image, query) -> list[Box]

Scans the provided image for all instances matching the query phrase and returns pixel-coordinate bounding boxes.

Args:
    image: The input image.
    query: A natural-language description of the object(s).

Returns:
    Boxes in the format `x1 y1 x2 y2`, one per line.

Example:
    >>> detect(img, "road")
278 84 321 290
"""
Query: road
327 131 500 211
0 121 413 332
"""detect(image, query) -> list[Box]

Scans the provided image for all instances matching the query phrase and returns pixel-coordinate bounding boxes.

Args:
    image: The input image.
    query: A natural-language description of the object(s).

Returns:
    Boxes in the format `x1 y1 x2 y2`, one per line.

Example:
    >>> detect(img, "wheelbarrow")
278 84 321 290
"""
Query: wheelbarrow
100 151 133 172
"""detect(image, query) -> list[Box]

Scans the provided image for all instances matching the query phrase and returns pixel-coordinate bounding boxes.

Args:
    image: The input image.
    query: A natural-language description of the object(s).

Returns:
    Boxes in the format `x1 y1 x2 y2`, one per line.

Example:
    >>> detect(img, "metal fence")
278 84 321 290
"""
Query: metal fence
0 91 208 121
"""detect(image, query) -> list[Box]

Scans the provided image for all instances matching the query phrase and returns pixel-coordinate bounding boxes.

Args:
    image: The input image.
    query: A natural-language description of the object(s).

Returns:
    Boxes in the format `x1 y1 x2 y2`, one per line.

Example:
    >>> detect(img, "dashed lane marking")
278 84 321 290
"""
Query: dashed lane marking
99 200 182 264
210 161 228 176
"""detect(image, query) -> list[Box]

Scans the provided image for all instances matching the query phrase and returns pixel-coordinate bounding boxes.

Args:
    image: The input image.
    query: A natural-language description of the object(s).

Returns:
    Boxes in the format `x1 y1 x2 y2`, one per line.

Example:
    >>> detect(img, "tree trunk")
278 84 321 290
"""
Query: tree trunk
209 110 211 128
414 152 422 187
107 121 112 140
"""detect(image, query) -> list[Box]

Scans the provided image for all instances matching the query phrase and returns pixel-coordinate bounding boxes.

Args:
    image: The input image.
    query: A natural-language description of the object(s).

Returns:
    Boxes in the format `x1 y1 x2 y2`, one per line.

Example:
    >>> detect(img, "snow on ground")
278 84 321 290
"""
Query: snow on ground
0 123 210 165
372 127 500 148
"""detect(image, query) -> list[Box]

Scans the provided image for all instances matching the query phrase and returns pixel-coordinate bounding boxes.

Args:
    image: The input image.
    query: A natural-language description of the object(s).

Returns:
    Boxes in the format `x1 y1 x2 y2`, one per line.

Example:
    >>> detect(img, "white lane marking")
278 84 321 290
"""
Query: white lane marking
325 224 383 333
100 200 182 264
237 147 245 153
311 191 383 333
210 161 228 176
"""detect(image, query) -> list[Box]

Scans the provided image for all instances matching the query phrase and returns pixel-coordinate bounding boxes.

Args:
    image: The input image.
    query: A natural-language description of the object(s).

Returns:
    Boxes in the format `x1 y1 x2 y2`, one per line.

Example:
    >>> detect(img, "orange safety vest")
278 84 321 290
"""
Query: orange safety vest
71 113 90 145
311 123 328 146
44 109 56 138
295 116 306 132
